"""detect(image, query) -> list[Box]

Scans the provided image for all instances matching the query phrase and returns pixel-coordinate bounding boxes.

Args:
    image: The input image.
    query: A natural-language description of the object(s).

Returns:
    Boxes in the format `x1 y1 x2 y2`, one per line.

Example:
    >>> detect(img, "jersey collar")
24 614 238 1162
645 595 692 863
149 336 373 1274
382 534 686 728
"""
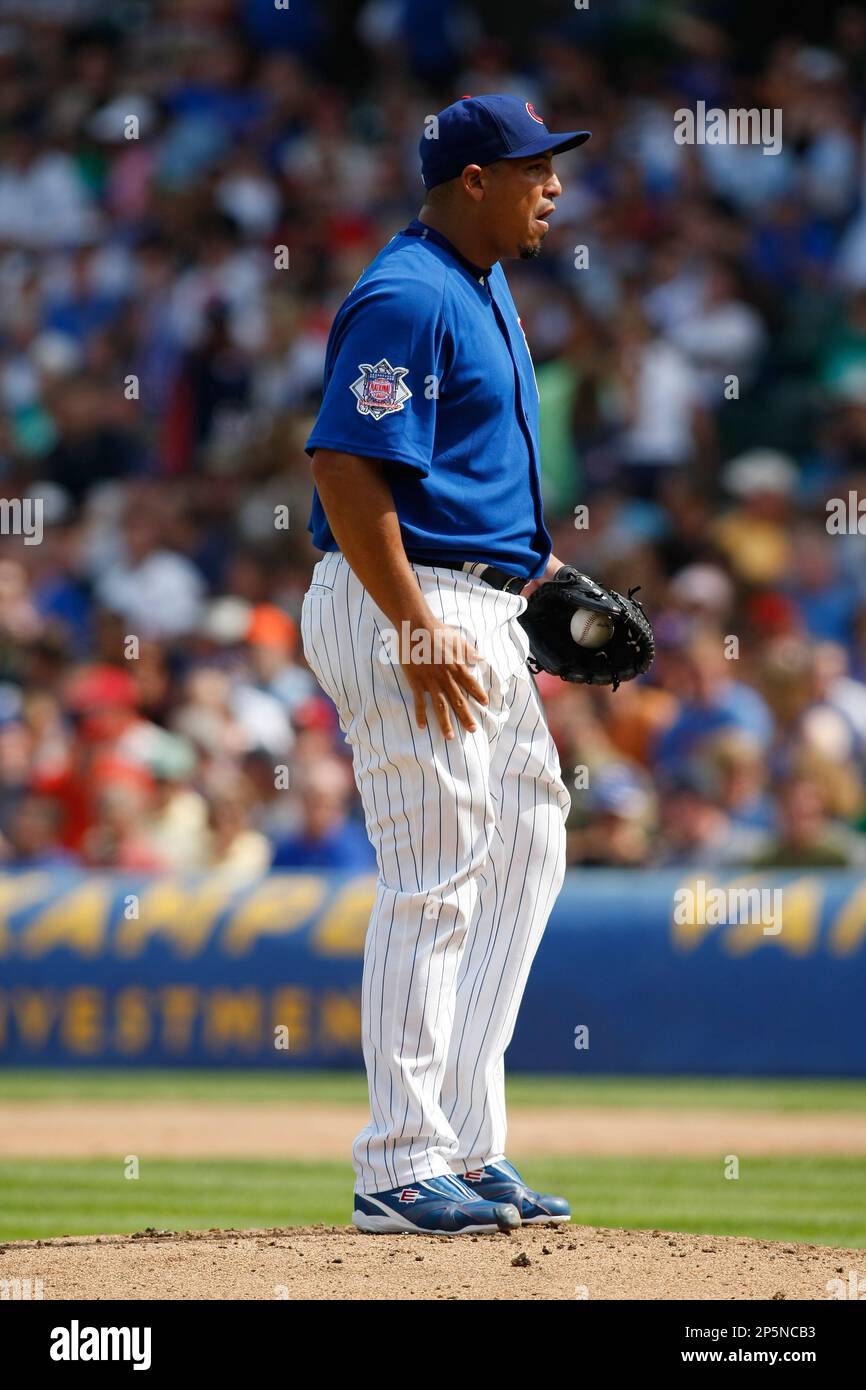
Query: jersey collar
401 218 493 285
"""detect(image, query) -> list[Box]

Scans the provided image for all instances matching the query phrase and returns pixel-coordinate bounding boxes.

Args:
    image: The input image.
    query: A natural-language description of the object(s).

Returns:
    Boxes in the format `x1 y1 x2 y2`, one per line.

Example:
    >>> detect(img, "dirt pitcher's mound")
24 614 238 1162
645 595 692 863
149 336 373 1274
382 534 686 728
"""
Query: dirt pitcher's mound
2 1225 858 1300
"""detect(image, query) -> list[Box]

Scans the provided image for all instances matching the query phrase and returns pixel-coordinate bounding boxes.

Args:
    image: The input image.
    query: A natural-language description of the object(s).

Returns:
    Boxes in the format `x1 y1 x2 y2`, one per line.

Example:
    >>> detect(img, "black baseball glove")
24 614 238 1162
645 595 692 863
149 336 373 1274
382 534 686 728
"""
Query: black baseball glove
518 566 654 690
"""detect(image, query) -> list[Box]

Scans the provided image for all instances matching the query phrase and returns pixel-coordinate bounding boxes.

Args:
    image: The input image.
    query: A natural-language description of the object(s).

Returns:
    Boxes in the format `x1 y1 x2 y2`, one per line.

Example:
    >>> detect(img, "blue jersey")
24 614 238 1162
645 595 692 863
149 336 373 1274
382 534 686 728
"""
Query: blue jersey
305 219 552 579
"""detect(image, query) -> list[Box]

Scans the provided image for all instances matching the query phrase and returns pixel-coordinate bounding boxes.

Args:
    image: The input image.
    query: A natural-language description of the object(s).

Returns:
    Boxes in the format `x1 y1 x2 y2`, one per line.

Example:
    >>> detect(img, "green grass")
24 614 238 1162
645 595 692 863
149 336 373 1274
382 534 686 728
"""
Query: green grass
1 1156 864 1247
1 1069 865 1111
2 1071 863 1245
0 1159 351 1241
545 1156 866 1248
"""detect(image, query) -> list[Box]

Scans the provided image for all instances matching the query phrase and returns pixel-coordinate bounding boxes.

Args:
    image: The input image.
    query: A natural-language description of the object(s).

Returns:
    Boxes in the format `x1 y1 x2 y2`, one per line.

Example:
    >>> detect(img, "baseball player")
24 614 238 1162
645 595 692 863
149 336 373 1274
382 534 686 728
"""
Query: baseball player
301 95 591 1235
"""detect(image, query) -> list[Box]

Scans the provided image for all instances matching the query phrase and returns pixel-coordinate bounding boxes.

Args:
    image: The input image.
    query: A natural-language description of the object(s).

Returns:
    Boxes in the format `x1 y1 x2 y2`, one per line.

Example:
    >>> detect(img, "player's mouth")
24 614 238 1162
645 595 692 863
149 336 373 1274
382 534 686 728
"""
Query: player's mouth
533 206 556 232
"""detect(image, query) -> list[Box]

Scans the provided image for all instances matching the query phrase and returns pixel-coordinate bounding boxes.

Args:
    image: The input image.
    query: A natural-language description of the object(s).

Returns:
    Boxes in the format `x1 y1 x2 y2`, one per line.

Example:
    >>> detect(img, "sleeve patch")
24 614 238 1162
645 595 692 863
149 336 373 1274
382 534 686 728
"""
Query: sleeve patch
350 359 412 420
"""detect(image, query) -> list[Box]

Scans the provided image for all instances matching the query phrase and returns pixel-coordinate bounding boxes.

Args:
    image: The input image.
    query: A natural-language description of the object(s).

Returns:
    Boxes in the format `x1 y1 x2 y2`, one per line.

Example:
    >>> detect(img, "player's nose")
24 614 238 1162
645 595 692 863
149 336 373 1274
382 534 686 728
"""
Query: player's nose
544 169 562 198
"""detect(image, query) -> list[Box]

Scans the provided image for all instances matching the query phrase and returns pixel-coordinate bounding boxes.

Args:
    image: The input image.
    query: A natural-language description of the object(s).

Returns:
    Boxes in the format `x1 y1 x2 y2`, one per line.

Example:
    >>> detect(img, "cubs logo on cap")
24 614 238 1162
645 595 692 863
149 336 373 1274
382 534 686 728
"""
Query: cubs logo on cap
526 102 544 124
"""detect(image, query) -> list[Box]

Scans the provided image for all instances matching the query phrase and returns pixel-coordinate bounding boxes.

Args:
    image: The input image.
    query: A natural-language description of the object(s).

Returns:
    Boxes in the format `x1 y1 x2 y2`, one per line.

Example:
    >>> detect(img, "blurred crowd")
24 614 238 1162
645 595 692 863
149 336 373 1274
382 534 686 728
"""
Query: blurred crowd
1 0 866 873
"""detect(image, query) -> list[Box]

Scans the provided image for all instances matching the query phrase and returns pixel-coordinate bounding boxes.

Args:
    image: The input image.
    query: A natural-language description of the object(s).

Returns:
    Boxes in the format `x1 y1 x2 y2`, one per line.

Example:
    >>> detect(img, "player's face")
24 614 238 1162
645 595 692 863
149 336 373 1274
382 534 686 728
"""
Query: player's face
484 152 561 260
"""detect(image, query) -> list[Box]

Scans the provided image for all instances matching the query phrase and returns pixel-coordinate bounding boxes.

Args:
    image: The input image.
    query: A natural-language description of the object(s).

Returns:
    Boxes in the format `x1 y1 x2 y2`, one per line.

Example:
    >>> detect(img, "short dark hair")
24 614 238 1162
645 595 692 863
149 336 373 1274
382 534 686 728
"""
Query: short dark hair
424 177 458 204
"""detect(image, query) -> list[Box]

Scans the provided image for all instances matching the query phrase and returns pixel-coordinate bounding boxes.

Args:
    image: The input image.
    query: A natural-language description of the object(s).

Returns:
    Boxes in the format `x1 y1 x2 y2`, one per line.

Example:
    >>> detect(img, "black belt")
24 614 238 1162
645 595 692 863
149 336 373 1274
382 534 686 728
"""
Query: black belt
406 555 527 595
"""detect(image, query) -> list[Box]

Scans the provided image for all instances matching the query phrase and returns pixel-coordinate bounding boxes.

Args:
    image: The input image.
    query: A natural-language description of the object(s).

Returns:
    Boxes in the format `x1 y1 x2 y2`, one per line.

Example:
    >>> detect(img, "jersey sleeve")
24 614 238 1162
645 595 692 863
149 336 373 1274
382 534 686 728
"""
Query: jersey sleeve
305 277 447 477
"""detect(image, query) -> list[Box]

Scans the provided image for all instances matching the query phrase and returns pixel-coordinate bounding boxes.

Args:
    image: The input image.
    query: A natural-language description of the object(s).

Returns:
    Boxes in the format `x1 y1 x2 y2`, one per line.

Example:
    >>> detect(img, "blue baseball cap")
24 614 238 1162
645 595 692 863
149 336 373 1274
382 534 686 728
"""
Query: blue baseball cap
419 94 591 190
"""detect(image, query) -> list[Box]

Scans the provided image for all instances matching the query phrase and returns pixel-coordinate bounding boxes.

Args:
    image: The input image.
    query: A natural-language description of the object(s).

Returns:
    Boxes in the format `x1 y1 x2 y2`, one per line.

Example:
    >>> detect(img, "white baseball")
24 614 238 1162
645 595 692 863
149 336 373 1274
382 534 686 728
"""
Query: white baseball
570 608 615 648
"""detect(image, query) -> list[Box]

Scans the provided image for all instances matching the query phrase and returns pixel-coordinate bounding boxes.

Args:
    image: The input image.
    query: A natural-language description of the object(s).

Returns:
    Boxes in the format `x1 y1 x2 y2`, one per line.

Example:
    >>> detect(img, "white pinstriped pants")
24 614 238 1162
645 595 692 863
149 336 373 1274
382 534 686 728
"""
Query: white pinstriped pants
300 551 570 1194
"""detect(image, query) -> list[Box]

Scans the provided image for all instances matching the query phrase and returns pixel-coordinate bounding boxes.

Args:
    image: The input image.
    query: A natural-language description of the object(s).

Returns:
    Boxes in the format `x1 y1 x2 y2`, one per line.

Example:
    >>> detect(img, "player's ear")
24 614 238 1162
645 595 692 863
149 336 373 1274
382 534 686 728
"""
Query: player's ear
461 164 486 202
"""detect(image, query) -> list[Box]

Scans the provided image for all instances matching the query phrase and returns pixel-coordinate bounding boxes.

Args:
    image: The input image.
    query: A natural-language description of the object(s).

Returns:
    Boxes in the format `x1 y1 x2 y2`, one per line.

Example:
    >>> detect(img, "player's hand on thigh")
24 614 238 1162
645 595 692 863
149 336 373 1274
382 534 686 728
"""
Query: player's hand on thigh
399 621 488 740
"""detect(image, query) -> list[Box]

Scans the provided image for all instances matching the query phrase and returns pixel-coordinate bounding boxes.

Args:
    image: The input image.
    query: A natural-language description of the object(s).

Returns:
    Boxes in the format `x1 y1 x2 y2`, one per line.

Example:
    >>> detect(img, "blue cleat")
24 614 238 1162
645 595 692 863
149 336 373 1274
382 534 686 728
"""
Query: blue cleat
457 1159 571 1225
352 1173 521 1235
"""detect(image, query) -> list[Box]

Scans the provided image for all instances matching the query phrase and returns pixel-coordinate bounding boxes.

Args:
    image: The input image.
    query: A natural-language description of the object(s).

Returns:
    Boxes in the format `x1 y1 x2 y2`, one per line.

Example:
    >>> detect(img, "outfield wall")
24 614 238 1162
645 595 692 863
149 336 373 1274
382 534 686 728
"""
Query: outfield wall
0 869 864 1074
